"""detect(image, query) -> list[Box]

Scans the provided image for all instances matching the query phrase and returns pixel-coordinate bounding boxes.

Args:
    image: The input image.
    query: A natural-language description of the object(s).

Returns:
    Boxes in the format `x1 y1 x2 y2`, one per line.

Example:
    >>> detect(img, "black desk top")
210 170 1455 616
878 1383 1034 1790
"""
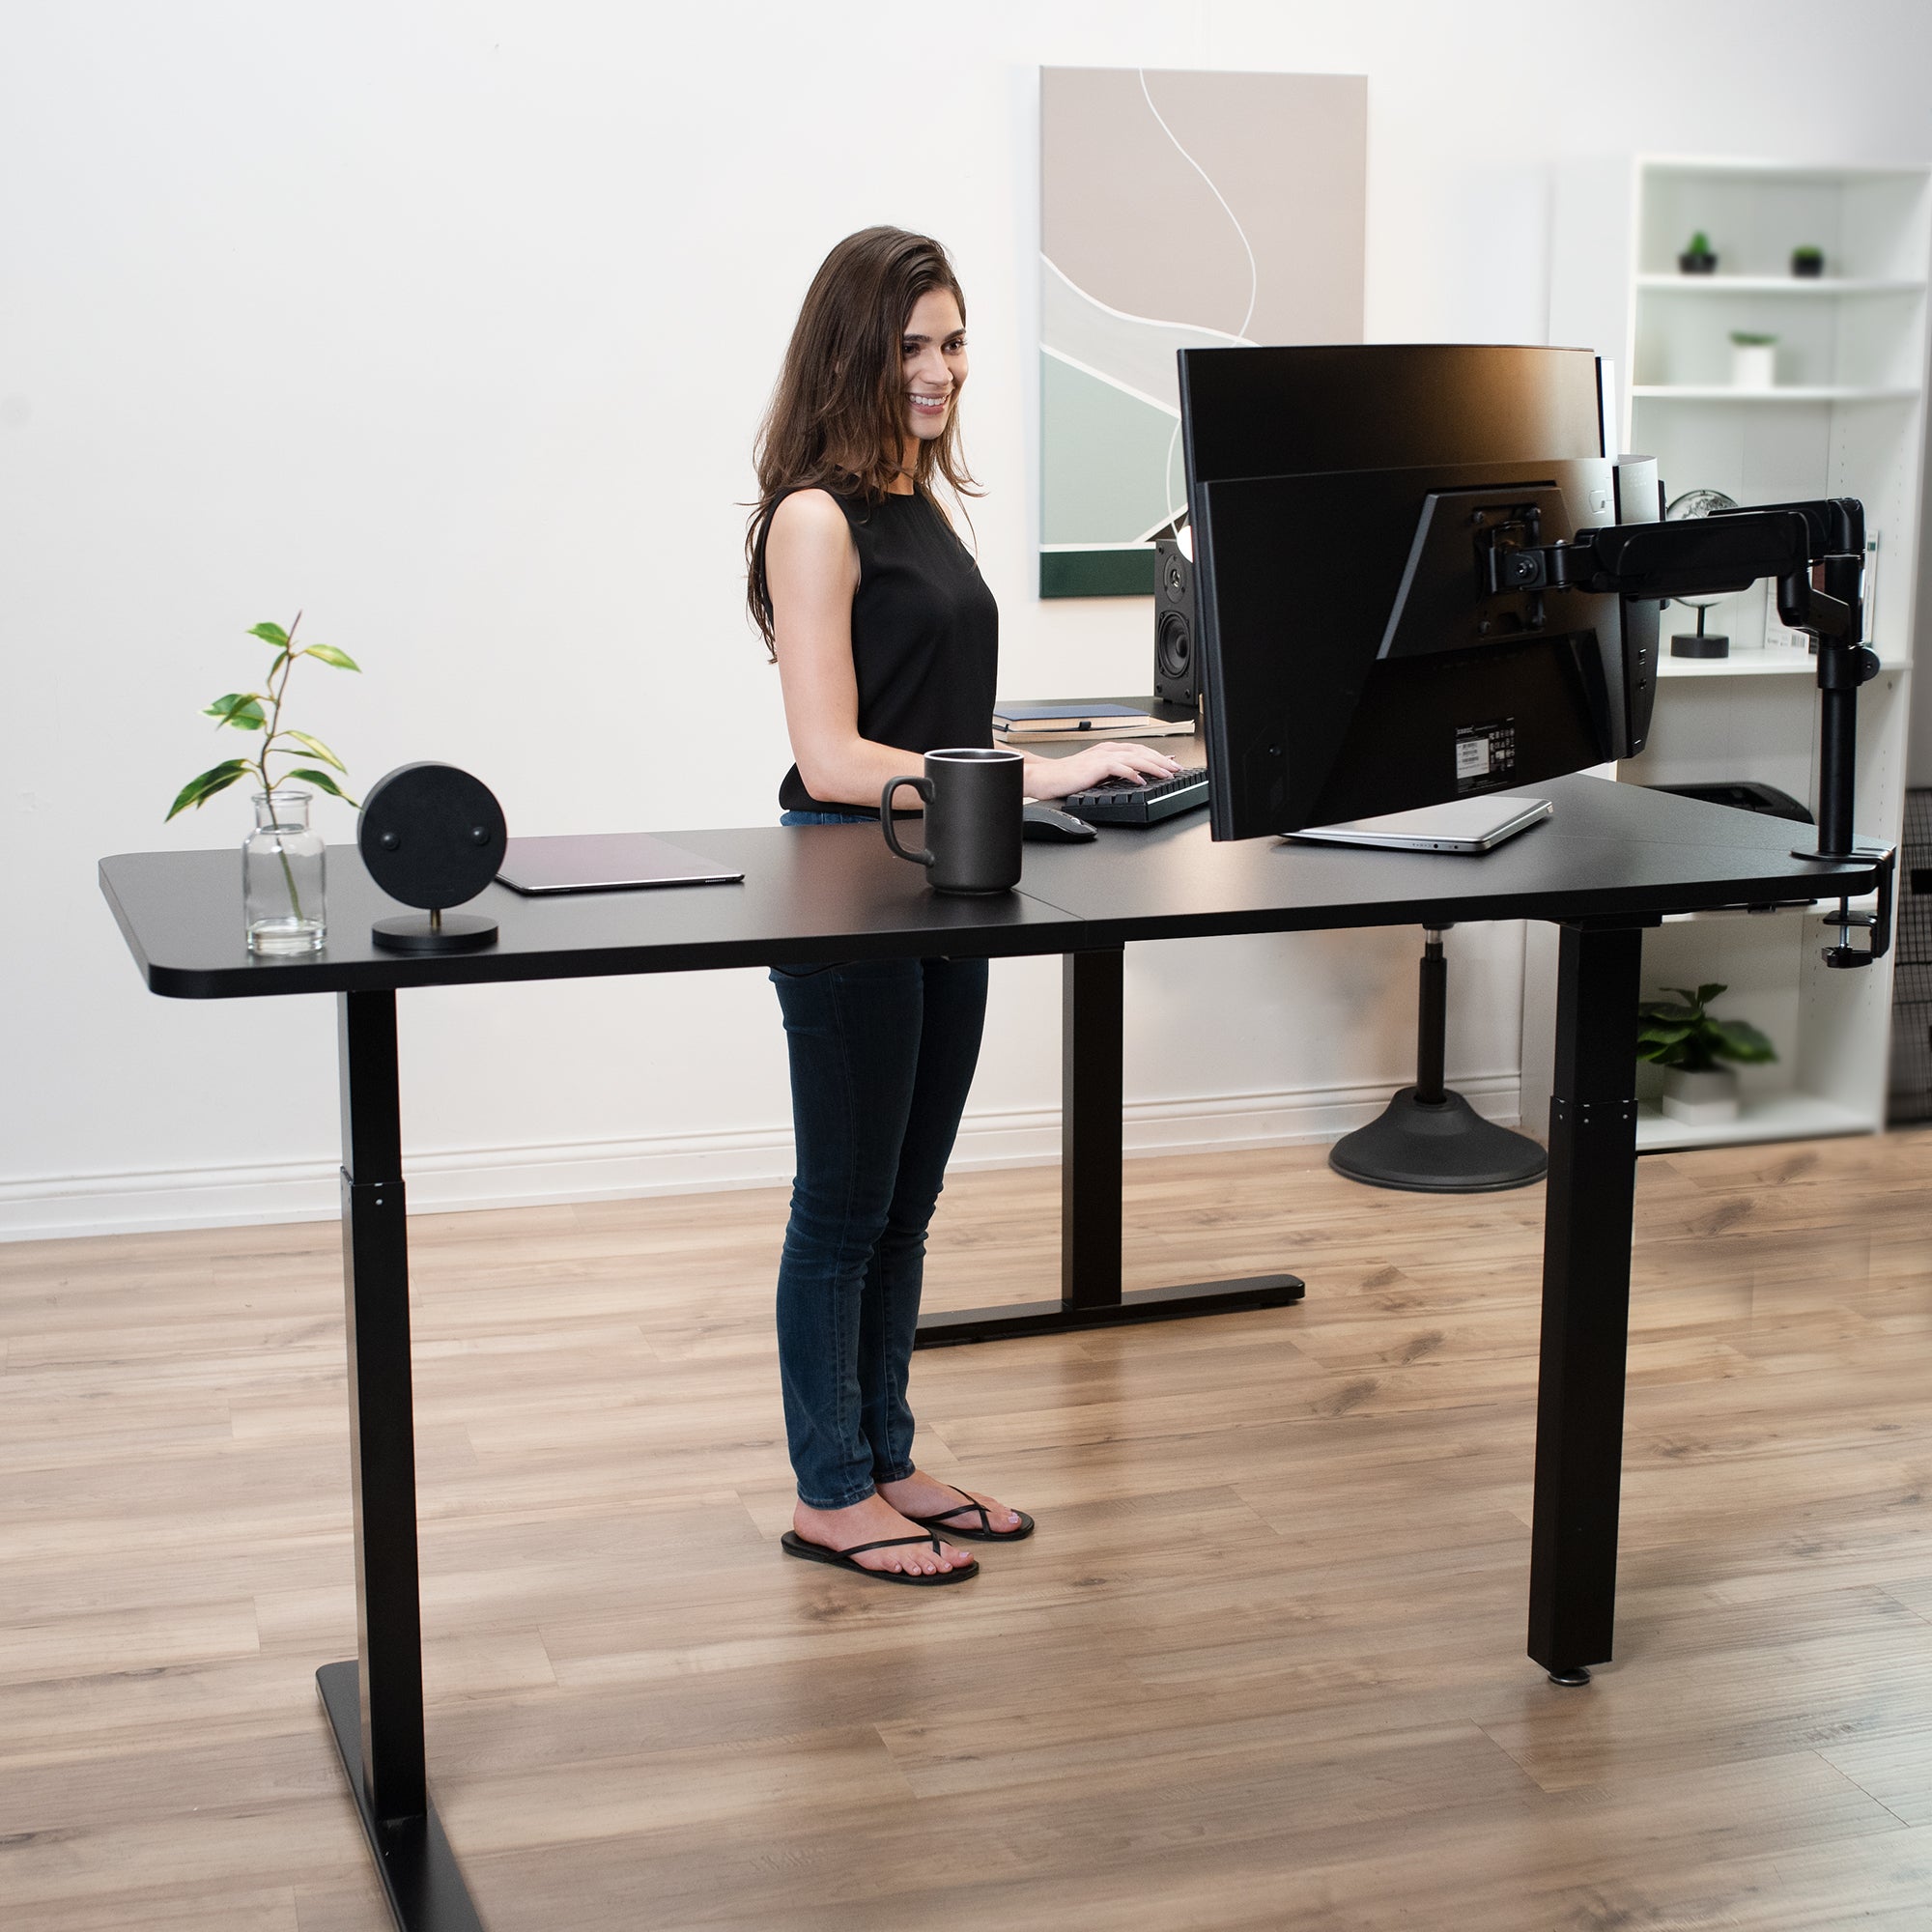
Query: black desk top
1012 775 1877 944
101 777 1879 1000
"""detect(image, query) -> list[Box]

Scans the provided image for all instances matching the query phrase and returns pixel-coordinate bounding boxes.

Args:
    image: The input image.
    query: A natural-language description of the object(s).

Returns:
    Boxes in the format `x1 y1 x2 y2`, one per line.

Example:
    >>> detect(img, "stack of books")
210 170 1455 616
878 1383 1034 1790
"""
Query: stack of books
993 700 1194 745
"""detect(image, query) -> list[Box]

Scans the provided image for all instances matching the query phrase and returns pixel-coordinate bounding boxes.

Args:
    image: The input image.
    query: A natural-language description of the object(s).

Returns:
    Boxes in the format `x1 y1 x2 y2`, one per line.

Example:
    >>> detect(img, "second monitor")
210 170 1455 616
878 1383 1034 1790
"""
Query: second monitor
1178 344 1650 839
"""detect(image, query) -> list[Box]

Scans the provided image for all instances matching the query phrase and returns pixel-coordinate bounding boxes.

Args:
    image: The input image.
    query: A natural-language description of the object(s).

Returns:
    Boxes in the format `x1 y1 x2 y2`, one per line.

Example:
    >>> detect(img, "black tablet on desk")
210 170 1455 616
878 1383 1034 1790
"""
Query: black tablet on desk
497 833 745 895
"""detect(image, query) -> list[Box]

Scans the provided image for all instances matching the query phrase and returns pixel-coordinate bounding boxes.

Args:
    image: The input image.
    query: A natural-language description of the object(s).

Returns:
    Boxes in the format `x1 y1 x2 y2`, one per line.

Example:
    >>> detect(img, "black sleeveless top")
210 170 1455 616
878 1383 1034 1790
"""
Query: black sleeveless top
758 488 999 816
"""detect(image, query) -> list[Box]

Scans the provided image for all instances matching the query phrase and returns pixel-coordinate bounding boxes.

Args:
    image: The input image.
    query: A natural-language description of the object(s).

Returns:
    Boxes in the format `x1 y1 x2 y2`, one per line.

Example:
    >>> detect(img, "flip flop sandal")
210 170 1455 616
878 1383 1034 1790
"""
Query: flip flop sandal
781 1529 979 1585
907 1485 1036 1543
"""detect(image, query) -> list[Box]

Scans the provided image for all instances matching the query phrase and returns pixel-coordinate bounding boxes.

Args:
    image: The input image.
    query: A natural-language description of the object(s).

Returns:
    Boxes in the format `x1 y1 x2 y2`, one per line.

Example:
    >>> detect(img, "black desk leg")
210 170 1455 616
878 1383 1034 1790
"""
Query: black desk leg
316 990 484 1932
916 949 1303 1346
1527 922 1645 1687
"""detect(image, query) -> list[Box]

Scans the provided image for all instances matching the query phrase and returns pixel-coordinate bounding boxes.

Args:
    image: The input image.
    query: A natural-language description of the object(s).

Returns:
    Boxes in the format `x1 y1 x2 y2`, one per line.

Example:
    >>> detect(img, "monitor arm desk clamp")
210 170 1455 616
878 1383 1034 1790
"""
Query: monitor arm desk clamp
1492 491 1896 968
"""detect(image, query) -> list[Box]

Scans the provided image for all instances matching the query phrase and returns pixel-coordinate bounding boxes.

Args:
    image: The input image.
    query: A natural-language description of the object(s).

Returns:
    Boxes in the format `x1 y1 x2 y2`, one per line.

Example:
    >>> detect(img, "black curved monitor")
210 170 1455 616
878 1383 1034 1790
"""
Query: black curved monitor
1179 344 1623 838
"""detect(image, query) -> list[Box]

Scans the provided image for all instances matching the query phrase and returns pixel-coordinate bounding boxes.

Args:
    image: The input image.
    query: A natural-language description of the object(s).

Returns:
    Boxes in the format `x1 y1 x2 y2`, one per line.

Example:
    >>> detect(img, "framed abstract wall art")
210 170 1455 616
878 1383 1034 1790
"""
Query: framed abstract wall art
1038 67 1367 597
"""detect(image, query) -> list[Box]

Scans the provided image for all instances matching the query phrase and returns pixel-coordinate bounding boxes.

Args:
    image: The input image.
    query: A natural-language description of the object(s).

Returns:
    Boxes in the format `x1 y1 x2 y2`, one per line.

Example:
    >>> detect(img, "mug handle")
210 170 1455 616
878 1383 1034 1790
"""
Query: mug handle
880 776 934 867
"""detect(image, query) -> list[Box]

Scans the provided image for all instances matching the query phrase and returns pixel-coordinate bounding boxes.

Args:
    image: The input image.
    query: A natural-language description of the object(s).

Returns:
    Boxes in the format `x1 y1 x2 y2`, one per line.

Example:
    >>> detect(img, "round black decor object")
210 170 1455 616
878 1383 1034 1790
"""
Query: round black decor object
357 763 506 952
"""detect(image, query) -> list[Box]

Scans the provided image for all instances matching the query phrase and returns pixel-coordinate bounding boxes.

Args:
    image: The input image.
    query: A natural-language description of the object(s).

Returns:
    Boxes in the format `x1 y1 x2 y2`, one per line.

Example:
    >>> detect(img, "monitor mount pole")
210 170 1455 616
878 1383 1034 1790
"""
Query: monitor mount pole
1787 547 1895 965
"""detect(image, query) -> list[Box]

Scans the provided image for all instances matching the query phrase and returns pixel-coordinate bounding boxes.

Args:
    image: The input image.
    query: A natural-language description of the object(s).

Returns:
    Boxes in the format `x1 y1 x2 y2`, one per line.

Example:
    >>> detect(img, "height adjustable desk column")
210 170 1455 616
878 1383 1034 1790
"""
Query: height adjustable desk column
913 942 1308 1346
918 711 1304 1347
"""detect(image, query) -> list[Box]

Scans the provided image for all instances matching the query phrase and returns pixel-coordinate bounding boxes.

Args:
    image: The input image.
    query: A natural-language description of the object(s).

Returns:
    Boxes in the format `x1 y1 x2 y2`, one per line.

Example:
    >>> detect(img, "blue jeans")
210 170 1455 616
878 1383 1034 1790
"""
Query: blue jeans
771 811 989 1508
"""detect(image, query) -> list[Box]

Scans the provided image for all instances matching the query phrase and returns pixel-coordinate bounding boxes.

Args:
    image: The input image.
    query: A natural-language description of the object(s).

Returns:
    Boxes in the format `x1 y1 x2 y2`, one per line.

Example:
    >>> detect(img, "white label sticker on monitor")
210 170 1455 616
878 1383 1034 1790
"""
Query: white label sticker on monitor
1455 719 1517 792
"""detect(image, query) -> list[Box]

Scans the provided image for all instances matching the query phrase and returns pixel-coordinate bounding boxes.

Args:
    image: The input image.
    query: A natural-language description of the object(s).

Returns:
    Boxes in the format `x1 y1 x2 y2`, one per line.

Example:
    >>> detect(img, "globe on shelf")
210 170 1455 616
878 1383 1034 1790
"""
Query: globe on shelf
1663 488 1740 658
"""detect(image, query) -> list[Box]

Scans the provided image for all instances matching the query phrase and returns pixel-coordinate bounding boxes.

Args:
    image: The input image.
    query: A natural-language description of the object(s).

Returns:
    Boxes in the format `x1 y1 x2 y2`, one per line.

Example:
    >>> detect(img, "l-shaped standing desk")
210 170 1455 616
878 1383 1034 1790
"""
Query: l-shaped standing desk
99 773 1880 1932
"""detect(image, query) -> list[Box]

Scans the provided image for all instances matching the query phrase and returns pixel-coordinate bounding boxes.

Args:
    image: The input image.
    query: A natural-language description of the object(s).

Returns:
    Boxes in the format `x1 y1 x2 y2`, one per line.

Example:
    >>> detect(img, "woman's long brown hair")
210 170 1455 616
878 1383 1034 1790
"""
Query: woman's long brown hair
746 226 980 656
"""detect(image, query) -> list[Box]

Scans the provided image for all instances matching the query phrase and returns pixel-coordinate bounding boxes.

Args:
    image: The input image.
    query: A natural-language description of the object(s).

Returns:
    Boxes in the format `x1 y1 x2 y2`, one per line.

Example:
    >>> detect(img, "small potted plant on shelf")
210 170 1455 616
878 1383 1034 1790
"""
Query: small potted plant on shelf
166 612 360 954
1679 229 1719 274
1730 329 1778 389
1637 982 1776 1124
1791 244 1826 278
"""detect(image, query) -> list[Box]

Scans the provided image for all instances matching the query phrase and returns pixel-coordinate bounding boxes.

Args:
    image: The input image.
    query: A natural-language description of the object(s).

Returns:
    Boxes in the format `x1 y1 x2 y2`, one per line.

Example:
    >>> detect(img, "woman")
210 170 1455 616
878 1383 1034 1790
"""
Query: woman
750 227 1179 1584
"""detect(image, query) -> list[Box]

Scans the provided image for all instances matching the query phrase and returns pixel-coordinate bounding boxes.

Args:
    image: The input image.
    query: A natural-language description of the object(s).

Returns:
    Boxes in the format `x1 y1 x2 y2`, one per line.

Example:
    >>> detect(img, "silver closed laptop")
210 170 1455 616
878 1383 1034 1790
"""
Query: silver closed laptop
1287 796 1552 854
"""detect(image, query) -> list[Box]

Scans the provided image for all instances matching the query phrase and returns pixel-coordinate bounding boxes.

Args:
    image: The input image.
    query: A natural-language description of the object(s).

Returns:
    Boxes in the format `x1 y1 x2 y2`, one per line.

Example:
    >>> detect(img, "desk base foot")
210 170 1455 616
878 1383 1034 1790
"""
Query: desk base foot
317 1662 485 1932
1546 1665 1593 1688
915 1274 1304 1349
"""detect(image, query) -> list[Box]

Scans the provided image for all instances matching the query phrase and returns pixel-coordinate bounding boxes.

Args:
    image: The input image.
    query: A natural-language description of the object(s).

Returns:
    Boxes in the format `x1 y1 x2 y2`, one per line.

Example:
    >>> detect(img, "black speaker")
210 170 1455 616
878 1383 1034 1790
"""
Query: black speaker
357 762 506 953
1153 535 1199 711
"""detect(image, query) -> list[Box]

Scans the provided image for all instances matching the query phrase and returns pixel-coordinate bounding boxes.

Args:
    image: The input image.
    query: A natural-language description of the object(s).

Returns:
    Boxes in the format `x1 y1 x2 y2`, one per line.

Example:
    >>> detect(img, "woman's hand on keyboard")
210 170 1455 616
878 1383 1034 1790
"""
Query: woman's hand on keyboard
1022 742 1183 801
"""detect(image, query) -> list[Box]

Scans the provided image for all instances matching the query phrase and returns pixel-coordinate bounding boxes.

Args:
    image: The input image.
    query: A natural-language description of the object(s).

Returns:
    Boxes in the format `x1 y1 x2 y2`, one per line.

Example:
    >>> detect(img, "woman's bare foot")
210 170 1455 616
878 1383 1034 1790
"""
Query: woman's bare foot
876 1467 1025 1536
791 1493 977 1577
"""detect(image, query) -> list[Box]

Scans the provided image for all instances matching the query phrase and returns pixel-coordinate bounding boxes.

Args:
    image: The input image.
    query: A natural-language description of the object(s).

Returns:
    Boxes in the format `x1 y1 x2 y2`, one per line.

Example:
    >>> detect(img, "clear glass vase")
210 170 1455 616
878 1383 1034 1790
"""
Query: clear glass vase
243 789 327 953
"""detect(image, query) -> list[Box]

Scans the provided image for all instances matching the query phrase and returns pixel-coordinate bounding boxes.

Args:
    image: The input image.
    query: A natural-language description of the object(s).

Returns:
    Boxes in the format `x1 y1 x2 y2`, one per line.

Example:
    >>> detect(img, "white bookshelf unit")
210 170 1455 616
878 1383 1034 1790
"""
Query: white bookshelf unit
1525 156 1931 1152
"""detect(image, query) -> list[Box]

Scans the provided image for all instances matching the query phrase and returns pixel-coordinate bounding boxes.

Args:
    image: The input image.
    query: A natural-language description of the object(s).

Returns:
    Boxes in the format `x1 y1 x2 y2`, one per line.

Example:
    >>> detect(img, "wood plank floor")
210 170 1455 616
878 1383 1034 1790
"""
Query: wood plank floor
3 1132 1930 1930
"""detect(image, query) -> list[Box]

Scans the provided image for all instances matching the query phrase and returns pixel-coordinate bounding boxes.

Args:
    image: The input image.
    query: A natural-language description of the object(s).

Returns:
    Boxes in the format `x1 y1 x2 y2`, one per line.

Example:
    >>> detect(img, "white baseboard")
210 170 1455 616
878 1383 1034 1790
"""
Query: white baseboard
0 1074 1521 1242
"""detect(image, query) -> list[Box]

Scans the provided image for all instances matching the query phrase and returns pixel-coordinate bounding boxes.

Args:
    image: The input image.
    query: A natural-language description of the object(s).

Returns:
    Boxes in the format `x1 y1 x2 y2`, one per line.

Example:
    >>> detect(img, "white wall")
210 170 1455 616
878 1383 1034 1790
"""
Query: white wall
8 0 1932 1236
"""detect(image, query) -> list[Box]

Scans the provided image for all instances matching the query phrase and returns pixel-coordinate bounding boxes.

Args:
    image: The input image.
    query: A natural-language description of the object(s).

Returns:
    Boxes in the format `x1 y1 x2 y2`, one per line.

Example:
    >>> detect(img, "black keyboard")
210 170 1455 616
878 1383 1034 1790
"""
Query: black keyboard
1062 765 1209 827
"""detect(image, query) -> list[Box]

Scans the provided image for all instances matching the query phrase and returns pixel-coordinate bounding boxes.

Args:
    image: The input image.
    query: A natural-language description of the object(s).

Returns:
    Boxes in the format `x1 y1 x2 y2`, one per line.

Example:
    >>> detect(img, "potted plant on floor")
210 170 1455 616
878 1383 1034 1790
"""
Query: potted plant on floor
1636 982 1776 1124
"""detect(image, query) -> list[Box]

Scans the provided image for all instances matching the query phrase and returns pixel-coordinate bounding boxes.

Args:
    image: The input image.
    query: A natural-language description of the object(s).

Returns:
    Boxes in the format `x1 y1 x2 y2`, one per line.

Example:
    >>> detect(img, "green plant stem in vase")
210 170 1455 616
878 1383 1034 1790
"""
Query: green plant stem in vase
167 612 361 952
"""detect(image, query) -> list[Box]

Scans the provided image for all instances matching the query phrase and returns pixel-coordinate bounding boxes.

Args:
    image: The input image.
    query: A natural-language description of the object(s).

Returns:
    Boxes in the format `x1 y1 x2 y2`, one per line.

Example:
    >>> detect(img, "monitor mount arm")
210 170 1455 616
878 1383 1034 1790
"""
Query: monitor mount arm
1485 495 1892 967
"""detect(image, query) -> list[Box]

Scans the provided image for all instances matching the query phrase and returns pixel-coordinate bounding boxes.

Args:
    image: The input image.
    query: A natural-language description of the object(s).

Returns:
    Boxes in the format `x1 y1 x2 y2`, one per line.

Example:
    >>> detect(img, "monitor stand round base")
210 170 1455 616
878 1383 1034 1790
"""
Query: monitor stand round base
371 910 499 953
1328 926 1548 1194
1328 1087 1548 1192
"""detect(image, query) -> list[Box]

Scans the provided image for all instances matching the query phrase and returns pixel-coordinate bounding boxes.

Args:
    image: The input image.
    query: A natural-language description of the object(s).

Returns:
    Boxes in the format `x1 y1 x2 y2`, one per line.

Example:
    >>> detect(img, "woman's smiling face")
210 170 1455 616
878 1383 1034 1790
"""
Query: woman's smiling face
901 287 967 445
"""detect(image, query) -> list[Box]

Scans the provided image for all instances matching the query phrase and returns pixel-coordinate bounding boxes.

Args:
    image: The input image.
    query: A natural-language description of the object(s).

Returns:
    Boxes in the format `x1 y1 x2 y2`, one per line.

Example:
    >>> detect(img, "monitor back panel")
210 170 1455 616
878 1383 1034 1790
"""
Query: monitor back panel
1196 458 1620 832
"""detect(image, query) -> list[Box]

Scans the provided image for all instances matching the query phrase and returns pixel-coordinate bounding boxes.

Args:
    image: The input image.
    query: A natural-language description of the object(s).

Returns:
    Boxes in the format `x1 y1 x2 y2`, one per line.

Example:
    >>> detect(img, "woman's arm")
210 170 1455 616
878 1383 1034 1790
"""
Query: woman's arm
1021 741 1181 800
766 489 934 809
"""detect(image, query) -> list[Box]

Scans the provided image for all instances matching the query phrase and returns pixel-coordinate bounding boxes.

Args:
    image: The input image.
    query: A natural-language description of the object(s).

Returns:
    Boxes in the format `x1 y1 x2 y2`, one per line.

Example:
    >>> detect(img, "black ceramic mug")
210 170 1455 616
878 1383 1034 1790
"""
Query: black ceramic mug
880 747 1024 895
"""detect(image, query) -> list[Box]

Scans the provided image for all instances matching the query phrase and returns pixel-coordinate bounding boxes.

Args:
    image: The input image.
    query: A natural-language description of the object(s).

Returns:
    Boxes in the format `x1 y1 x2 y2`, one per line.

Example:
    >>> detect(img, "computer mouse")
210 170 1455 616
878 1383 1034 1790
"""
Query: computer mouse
1023 802 1098 842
